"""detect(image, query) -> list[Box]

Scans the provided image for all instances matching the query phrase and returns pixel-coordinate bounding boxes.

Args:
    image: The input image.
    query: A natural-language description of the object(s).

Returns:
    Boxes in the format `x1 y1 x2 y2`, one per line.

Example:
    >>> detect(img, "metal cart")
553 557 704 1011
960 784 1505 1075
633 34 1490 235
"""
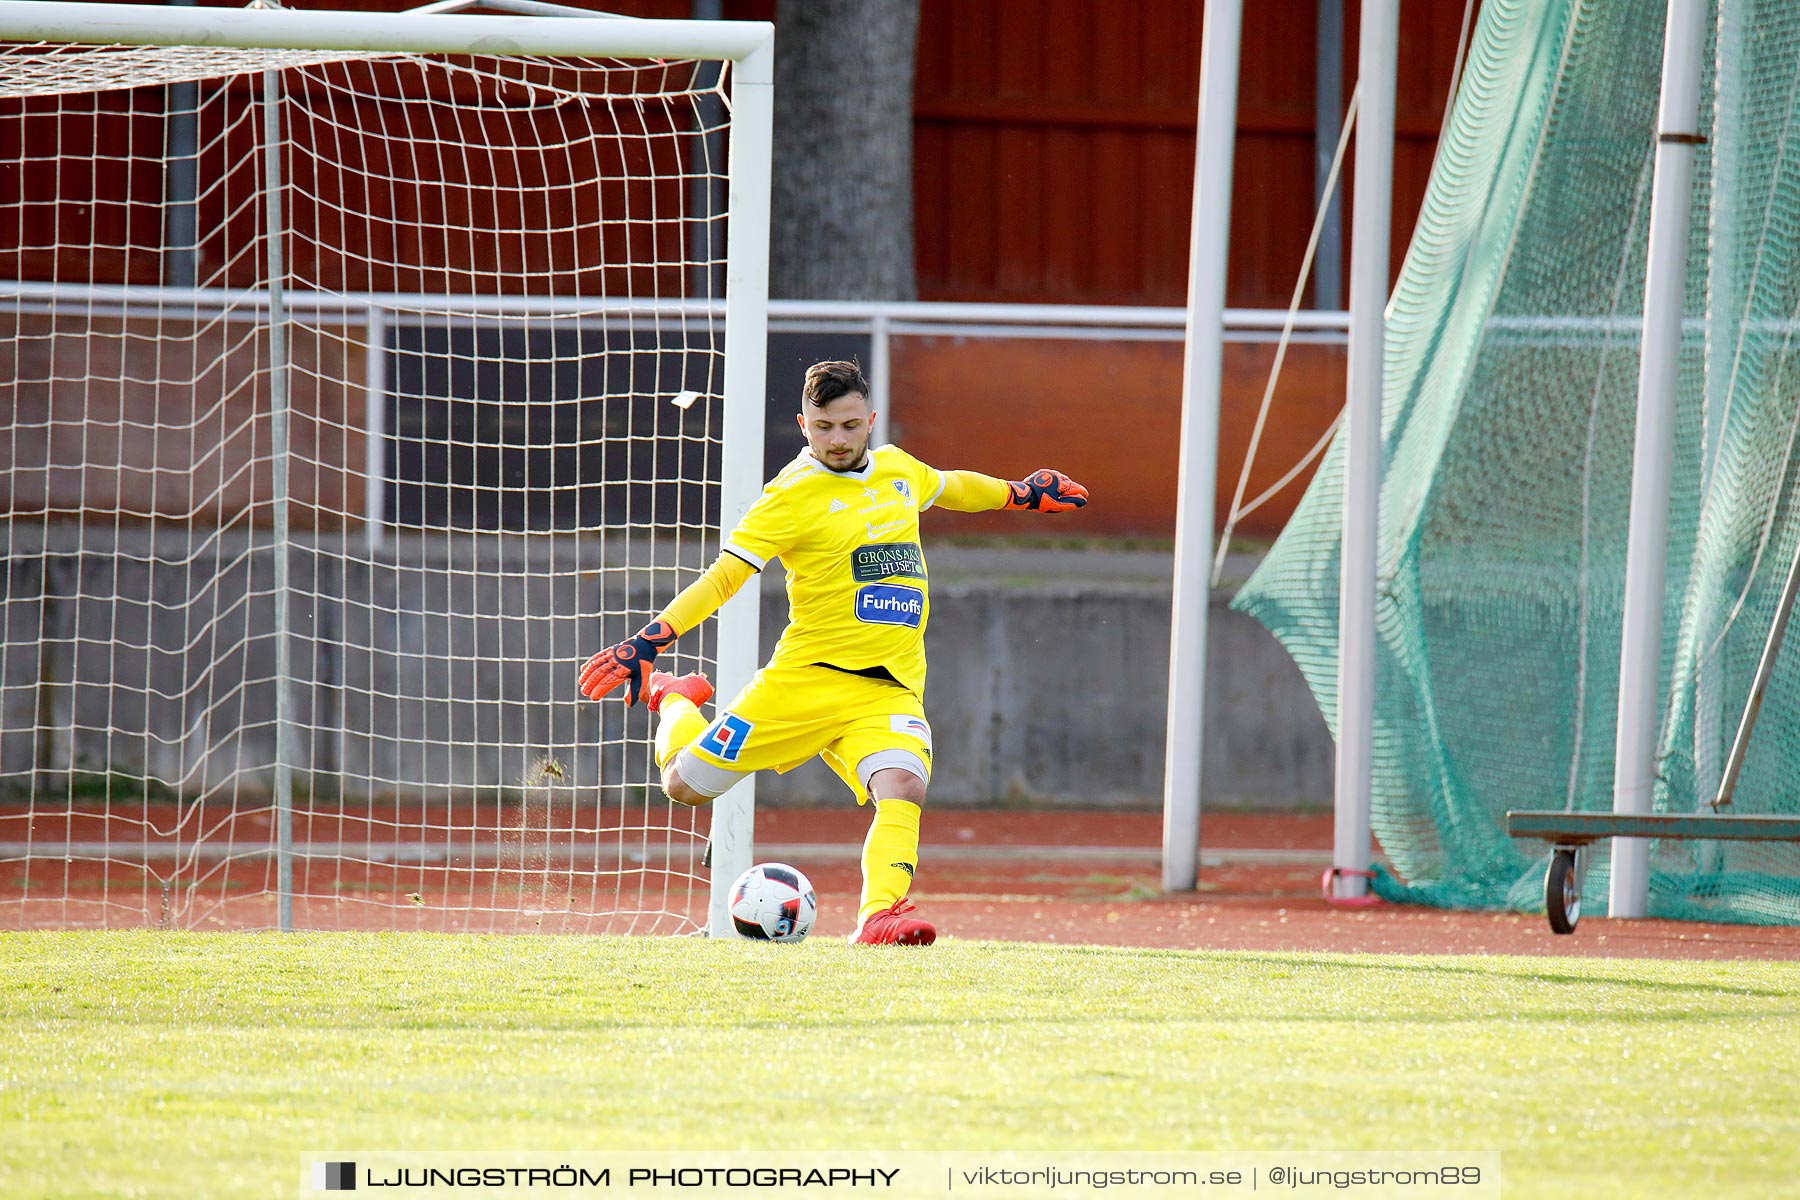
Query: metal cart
1504 811 1800 933
1506 512 1800 933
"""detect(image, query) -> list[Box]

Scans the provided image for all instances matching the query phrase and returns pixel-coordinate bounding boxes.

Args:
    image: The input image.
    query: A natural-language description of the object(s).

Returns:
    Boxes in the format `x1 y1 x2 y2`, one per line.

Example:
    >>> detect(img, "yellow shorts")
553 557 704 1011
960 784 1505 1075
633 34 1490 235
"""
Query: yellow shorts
677 662 933 802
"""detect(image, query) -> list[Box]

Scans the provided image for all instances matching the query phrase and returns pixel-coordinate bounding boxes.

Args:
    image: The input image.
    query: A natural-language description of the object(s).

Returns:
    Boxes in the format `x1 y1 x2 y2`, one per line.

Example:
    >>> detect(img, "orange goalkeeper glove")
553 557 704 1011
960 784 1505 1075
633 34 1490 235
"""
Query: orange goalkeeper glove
1005 468 1089 513
577 619 678 706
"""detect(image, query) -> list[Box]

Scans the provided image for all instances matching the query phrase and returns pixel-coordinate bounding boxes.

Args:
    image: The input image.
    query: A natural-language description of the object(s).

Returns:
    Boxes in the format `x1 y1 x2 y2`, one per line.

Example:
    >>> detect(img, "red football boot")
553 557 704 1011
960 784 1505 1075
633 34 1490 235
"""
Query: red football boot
849 898 937 946
640 671 714 713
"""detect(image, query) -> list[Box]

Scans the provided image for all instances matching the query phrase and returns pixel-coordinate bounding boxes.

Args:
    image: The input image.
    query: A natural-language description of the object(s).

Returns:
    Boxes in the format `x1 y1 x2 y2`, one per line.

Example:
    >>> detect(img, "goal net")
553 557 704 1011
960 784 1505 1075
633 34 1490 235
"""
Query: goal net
1238 0 1800 923
0 7 772 933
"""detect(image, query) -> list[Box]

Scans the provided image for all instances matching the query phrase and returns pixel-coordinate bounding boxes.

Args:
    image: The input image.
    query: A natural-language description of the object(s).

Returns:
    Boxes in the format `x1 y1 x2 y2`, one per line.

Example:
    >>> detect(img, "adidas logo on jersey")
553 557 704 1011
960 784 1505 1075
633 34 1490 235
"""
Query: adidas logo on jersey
829 499 848 513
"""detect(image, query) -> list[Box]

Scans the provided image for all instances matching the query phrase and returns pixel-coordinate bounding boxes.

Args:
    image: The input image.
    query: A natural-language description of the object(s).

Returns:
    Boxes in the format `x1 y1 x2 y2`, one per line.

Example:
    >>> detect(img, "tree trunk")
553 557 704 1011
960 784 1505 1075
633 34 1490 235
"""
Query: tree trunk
769 0 919 301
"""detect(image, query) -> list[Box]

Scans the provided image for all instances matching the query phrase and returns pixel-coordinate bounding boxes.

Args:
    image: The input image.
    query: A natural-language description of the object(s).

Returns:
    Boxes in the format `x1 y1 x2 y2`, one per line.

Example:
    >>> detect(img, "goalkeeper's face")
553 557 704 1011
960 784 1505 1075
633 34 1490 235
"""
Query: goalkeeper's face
798 392 876 472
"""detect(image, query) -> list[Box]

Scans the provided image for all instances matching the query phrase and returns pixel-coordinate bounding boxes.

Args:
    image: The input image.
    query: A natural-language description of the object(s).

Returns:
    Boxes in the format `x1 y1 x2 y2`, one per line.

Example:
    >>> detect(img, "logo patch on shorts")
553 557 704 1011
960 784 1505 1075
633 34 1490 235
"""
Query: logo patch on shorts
850 542 925 581
890 714 933 751
854 584 925 627
698 712 753 763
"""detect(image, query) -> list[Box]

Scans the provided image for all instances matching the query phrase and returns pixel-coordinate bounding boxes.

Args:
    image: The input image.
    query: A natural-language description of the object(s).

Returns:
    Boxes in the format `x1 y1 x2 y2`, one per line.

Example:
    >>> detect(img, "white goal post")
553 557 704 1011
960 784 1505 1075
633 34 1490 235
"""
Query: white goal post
0 2 772 936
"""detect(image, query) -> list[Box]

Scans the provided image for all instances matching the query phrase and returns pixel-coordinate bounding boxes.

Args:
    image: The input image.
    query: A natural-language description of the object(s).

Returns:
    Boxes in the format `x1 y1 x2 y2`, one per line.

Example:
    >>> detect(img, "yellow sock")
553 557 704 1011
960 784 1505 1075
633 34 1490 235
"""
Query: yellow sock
858 798 922 921
654 695 709 771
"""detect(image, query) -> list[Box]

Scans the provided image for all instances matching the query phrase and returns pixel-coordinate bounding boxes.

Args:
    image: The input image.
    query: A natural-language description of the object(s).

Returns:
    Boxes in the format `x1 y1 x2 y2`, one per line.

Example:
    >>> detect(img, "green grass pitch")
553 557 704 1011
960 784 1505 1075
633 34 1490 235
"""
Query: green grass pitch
3 931 1797 1198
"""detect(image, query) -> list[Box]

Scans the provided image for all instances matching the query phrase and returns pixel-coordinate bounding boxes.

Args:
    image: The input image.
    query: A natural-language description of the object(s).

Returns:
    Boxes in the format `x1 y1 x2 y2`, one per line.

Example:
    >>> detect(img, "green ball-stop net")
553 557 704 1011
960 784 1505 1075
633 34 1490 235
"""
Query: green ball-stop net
1236 0 1800 923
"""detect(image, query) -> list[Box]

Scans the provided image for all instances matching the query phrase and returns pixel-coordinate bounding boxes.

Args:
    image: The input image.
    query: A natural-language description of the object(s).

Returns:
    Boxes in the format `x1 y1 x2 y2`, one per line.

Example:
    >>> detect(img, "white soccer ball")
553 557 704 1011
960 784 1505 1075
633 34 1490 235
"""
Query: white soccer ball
728 862 817 942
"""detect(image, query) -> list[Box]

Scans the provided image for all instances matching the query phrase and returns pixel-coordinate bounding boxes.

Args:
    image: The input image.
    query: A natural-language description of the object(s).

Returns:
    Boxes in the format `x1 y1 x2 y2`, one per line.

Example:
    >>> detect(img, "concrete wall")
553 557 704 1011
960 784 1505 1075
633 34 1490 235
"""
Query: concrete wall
1 531 1333 810
755 562 1332 810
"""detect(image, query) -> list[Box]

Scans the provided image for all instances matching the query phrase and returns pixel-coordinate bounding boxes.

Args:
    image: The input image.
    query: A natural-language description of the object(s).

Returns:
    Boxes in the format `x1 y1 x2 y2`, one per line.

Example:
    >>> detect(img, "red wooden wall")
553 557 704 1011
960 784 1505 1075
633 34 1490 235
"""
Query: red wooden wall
3 0 1474 308
912 0 1475 307
3 0 1479 539
897 0 1476 537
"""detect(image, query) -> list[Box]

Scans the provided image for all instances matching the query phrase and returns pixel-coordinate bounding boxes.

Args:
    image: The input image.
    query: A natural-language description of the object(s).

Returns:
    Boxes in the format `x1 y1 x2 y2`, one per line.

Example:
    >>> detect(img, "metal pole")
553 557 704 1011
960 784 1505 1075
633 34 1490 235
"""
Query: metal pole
262 69 296 931
870 311 891 447
1694 1 1747 821
364 306 388 553
164 0 199 290
1611 0 1709 919
706 32 774 936
1313 0 1344 310
1333 0 1397 901
1162 0 1242 892
1702 1 1748 814
688 0 727 304
0 3 773 59
1712 528 1800 810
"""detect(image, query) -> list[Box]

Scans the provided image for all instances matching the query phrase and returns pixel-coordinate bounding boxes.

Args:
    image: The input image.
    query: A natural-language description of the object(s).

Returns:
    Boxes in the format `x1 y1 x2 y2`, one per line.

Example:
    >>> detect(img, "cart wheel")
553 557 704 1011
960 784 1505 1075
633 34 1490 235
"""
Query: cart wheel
1545 847 1581 935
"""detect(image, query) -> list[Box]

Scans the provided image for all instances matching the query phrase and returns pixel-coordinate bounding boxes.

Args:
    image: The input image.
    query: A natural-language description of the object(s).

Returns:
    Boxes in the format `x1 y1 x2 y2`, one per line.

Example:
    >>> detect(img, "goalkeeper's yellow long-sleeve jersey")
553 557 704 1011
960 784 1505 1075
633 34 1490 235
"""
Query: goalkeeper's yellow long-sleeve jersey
656 444 1010 698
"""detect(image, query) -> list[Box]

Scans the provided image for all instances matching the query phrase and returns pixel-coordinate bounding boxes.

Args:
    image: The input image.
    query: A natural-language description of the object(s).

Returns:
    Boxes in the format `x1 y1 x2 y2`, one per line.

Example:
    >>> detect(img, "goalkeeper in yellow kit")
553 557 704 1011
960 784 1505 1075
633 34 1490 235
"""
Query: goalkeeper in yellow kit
577 361 1088 945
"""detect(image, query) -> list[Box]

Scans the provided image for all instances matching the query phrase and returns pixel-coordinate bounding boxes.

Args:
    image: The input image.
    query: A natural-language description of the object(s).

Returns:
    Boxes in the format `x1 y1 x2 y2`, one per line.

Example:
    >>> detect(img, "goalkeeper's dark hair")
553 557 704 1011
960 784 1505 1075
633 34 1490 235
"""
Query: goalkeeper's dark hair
802 360 869 407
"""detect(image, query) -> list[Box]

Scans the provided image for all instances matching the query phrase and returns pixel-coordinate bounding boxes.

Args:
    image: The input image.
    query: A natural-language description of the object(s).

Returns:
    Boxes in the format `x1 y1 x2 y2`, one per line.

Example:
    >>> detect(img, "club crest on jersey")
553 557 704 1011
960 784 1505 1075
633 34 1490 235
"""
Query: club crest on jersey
892 479 912 502
851 542 925 581
854 584 925 628
698 712 753 763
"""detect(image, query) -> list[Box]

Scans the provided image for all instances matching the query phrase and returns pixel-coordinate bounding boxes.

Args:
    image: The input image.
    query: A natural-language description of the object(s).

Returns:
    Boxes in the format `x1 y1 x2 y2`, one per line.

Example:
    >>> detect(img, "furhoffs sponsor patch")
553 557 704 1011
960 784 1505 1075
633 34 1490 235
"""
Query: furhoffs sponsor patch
854 584 925 627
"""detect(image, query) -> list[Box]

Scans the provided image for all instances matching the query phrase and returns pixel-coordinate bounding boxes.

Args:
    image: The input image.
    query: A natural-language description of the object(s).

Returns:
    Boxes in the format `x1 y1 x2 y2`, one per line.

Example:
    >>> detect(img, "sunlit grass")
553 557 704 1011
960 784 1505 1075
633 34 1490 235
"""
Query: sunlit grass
3 931 1796 1198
